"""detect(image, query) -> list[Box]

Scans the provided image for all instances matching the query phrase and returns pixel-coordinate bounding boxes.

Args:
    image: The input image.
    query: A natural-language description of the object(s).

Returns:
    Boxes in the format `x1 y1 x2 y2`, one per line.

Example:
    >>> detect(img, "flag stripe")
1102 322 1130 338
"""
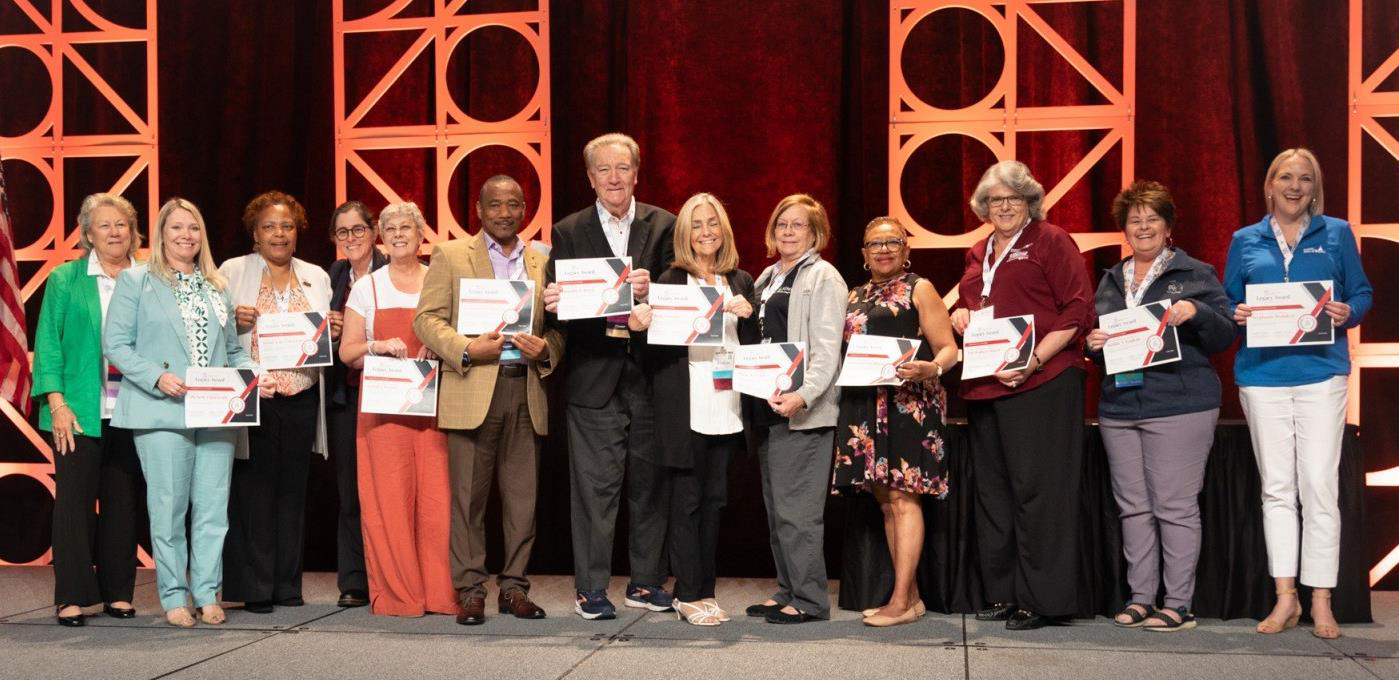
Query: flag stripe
0 157 33 415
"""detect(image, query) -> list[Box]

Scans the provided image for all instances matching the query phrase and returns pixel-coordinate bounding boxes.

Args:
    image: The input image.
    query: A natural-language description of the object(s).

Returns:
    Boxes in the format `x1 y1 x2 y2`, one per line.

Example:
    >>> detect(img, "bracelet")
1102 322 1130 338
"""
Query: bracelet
366 341 378 356
933 362 943 378
51 403 71 414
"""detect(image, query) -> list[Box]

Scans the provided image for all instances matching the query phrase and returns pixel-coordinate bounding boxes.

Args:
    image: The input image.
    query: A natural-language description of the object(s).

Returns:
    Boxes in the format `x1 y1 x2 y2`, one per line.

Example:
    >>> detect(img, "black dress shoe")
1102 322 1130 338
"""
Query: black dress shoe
337 591 369 608
277 596 305 607
764 608 821 624
975 602 1016 621
1005 609 1049 630
103 604 136 619
456 597 486 626
56 606 85 627
745 602 782 618
243 601 274 614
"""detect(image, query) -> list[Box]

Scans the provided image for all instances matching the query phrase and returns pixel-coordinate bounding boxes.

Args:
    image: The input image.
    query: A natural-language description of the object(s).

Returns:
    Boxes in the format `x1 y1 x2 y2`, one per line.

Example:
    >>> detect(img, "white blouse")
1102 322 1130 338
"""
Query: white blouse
686 274 742 436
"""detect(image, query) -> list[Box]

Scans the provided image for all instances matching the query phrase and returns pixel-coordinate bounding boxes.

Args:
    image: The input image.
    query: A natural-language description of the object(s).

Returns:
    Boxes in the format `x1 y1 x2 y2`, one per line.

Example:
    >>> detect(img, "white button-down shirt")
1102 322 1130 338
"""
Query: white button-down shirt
595 197 636 258
89 251 134 418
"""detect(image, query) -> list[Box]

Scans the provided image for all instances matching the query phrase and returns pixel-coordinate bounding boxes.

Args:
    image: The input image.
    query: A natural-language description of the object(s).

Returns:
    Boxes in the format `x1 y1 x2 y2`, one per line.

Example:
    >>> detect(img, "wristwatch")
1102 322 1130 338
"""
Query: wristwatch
461 348 473 370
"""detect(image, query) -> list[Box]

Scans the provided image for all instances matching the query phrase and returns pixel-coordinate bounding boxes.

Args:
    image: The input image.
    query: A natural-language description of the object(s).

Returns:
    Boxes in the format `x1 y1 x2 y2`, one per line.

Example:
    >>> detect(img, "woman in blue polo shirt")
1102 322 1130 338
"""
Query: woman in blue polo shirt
1224 148 1372 640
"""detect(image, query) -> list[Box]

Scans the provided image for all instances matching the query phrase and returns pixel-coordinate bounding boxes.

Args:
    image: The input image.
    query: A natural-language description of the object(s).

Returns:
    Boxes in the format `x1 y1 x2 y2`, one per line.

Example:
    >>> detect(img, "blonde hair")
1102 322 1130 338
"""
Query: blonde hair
148 198 226 290
76 192 142 253
1264 148 1324 217
969 160 1046 221
763 194 831 258
671 193 740 277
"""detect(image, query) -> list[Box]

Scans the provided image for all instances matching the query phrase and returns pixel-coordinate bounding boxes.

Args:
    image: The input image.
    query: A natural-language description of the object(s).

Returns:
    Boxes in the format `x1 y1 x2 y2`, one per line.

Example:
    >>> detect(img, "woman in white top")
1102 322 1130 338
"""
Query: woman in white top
630 193 754 625
337 202 456 618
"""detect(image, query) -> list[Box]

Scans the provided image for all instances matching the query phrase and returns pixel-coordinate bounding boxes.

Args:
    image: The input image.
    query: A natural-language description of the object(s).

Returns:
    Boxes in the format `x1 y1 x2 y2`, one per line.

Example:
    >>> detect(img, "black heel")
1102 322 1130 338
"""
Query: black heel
56 606 85 627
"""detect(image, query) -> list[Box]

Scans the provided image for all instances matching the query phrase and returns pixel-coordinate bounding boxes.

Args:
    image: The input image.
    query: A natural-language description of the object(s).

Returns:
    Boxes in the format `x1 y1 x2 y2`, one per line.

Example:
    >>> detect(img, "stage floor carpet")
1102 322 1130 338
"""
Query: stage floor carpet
2 568 1397 679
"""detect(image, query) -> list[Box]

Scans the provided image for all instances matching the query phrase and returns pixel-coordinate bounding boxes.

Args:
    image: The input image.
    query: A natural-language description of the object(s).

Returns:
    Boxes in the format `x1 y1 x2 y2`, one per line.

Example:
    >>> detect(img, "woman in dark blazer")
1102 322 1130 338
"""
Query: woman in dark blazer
630 193 754 626
31 193 142 626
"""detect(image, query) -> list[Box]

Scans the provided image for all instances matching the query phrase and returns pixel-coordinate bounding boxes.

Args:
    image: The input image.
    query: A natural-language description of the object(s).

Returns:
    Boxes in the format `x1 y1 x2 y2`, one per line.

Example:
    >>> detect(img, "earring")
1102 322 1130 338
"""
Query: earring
1167 235 1174 249
862 262 870 271
902 259 911 269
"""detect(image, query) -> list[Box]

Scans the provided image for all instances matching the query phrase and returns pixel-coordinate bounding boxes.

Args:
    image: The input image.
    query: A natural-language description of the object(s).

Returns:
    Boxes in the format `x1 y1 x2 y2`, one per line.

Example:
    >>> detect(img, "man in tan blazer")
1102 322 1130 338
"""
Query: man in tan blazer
414 175 563 625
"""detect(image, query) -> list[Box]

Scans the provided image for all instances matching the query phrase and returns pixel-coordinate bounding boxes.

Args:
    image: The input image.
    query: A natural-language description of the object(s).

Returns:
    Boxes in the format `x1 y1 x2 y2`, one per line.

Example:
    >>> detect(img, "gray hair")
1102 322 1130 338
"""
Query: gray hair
76 192 142 252
969 160 1046 221
583 132 640 169
378 201 427 231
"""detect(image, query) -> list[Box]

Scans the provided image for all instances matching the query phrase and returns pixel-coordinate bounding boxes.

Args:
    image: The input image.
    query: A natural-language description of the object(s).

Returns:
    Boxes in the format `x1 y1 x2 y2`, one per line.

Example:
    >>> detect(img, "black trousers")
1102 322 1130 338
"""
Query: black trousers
51 423 144 606
965 368 1084 617
224 387 318 602
668 432 739 602
565 357 669 591
326 389 367 595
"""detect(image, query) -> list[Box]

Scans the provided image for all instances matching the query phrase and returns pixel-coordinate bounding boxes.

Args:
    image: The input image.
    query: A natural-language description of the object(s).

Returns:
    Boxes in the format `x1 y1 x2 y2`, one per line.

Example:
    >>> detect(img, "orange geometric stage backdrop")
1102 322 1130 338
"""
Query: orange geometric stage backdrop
0 0 158 567
332 0 552 252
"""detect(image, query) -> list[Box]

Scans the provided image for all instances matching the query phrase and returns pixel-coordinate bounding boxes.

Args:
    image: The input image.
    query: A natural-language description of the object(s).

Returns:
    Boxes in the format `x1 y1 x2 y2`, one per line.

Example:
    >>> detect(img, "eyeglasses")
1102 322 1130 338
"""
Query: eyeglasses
1124 216 1166 228
774 220 810 233
987 195 1026 209
333 225 370 241
863 239 906 253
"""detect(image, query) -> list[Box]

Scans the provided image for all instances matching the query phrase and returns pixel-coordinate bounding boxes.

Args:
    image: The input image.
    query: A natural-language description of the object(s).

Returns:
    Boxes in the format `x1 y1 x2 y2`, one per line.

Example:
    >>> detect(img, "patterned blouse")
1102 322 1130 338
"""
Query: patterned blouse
173 269 226 368
250 272 319 396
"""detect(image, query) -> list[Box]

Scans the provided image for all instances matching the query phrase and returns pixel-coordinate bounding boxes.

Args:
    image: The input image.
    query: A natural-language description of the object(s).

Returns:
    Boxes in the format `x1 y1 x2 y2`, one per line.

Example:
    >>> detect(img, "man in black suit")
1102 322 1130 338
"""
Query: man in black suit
543 132 677 620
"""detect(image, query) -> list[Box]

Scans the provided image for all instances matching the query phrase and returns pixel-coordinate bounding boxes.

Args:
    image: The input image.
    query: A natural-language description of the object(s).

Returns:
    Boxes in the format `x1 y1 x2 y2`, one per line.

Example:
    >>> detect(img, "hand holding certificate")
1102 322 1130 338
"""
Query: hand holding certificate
255 311 333 369
555 257 633 320
360 356 439 417
836 335 921 386
646 283 725 346
184 367 260 428
734 342 806 399
457 279 535 336
961 314 1034 380
1100 299 1182 375
1246 281 1334 347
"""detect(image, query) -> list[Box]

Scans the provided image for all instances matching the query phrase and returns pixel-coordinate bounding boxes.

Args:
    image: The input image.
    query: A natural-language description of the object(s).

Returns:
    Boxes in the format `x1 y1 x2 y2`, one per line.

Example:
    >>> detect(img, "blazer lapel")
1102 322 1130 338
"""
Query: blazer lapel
626 207 650 261
468 232 493 280
580 208 613 258
148 274 193 361
82 270 102 348
524 243 547 329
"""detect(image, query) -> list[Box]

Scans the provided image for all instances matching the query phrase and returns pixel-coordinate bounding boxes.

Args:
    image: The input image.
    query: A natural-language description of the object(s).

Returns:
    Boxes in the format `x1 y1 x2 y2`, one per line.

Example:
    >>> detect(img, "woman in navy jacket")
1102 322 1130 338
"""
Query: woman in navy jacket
1224 149 1372 639
1086 181 1234 632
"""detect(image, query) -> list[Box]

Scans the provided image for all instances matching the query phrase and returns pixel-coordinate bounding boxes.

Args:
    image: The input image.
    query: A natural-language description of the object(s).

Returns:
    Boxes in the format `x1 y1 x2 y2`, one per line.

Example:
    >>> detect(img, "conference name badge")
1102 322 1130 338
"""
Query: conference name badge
1245 280 1334 348
184 367 260 428
255 311 333 369
711 348 735 391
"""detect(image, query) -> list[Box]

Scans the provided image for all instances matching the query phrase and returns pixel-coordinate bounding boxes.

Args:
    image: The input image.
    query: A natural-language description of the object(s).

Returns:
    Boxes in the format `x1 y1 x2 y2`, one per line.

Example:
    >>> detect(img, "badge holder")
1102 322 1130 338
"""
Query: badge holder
711 348 734 391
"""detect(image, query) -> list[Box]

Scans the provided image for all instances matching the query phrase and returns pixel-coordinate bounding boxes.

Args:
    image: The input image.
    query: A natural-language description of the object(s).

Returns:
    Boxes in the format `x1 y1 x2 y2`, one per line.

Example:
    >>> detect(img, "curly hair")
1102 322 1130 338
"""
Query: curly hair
242 190 308 239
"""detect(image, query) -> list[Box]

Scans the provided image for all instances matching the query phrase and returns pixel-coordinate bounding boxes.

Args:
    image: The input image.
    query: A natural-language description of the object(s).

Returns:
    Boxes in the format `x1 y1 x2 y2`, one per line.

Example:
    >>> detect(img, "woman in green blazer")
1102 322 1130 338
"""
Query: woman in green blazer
103 197 272 628
31 193 142 627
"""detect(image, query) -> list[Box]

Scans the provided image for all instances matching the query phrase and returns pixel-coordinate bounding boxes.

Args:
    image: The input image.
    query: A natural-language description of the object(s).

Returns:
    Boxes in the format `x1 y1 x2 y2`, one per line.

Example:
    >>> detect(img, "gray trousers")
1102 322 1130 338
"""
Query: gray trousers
566 359 669 592
757 422 834 618
1100 408 1218 610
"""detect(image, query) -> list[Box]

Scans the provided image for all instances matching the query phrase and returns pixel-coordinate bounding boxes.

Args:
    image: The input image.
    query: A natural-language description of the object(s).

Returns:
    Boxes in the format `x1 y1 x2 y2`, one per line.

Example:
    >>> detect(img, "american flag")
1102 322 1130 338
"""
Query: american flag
0 158 31 416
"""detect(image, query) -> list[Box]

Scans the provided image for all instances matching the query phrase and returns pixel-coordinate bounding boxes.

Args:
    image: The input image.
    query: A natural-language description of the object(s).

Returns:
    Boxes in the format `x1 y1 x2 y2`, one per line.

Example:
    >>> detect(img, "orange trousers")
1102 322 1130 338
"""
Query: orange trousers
357 414 458 617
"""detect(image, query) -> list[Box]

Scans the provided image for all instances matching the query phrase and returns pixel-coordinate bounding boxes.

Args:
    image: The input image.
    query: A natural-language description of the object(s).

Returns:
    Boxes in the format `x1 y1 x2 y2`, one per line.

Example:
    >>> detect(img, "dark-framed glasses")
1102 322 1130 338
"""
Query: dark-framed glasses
334 225 370 241
863 239 906 253
987 195 1026 209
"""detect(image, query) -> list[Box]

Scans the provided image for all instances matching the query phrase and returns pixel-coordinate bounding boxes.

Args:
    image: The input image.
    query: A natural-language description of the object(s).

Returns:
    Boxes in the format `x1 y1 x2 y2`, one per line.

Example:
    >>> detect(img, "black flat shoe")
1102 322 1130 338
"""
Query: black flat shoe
337 591 369 608
56 606 84 627
975 602 1016 621
1005 609 1049 631
764 609 821 624
103 604 136 619
277 596 304 607
243 600 274 614
745 602 783 618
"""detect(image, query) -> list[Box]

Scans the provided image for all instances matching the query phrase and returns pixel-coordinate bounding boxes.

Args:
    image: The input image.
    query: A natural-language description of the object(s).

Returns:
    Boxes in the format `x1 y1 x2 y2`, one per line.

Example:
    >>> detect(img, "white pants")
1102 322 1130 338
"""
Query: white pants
1238 374 1347 588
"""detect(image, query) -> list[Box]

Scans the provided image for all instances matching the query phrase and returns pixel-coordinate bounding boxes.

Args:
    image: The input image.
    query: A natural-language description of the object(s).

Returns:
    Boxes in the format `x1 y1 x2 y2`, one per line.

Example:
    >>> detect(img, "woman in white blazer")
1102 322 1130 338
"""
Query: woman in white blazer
219 191 332 614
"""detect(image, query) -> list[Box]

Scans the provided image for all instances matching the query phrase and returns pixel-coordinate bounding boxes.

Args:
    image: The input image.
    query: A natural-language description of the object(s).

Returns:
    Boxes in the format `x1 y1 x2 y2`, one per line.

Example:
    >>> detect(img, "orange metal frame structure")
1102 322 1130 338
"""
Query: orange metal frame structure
333 0 552 252
0 0 158 567
889 0 1134 306
1349 2 1399 586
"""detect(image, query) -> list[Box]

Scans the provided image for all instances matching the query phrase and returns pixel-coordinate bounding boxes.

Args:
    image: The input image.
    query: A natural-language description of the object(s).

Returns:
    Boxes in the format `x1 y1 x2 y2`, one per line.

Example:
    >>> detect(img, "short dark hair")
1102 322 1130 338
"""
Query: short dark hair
478 175 522 203
328 200 374 240
1111 180 1175 229
242 190 308 238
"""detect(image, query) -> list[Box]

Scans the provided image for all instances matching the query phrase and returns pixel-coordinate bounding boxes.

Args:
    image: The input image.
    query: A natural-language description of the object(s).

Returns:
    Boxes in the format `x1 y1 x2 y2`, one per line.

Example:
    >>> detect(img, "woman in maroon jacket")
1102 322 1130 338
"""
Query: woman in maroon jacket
949 160 1096 631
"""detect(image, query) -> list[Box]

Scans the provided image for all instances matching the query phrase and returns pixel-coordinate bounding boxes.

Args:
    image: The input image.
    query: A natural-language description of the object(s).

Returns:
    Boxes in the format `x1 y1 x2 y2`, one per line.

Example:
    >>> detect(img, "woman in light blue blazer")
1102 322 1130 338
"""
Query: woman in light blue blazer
104 198 273 628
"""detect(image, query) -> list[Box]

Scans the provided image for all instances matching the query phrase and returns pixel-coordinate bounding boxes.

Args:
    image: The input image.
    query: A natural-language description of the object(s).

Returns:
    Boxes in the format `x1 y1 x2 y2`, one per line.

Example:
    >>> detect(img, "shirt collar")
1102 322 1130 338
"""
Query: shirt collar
485 234 524 259
87 250 134 278
595 197 637 227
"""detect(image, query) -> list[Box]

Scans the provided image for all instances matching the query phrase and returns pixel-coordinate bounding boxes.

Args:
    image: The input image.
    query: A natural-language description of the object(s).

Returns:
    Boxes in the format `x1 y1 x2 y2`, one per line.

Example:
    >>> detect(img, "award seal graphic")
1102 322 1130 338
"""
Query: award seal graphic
692 317 711 334
1003 348 1022 363
879 364 897 380
775 373 793 392
227 397 246 414
405 388 424 406
501 309 520 325
1146 335 1165 353
301 340 319 356
1298 314 1318 332
601 288 620 305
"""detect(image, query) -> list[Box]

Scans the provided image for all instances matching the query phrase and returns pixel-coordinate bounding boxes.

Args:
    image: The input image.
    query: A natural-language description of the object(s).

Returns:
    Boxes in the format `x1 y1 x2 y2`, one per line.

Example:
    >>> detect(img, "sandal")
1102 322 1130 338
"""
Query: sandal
675 600 721 626
1309 591 1341 639
165 608 196 628
703 599 730 622
1256 588 1301 634
1143 606 1197 632
198 604 226 625
1112 603 1155 628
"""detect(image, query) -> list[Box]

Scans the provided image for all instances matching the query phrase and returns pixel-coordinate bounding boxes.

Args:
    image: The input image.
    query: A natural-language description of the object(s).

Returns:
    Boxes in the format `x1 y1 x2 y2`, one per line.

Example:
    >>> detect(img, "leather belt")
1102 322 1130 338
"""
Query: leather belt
498 364 528 378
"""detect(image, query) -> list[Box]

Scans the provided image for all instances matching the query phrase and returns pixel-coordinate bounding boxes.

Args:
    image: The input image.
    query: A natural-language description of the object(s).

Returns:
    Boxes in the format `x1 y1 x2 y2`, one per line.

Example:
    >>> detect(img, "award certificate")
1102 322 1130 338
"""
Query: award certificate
555 257 633 320
184 367 260 428
961 314 1035 380
457 279 535 336
835 335 921 387
646 283 725 346
359 356 439 417
255 311 333 369
1246 281 1334 348
733 342 806 399
1100 299 1182 375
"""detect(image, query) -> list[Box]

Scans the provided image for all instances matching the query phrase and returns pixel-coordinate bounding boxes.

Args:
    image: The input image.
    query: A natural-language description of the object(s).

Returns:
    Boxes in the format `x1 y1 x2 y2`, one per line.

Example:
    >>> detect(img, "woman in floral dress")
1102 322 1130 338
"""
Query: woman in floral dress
833 217 959 627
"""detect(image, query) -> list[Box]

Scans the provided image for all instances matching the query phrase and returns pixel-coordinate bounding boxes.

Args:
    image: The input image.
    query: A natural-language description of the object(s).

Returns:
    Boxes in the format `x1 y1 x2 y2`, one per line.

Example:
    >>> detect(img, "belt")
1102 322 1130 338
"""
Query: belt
498 364 528 378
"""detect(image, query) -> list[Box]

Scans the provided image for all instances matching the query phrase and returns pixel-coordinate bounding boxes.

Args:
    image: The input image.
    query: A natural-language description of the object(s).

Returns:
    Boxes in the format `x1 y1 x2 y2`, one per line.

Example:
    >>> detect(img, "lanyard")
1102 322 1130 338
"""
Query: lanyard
1269 218 1299 282
1121 249 1174 308
981 221 1028 301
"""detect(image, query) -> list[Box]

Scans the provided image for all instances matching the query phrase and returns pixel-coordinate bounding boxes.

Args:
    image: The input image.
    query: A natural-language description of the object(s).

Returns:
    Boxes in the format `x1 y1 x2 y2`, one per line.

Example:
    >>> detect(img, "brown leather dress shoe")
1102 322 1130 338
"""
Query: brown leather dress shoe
456 596 486 625
499 589 547 619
